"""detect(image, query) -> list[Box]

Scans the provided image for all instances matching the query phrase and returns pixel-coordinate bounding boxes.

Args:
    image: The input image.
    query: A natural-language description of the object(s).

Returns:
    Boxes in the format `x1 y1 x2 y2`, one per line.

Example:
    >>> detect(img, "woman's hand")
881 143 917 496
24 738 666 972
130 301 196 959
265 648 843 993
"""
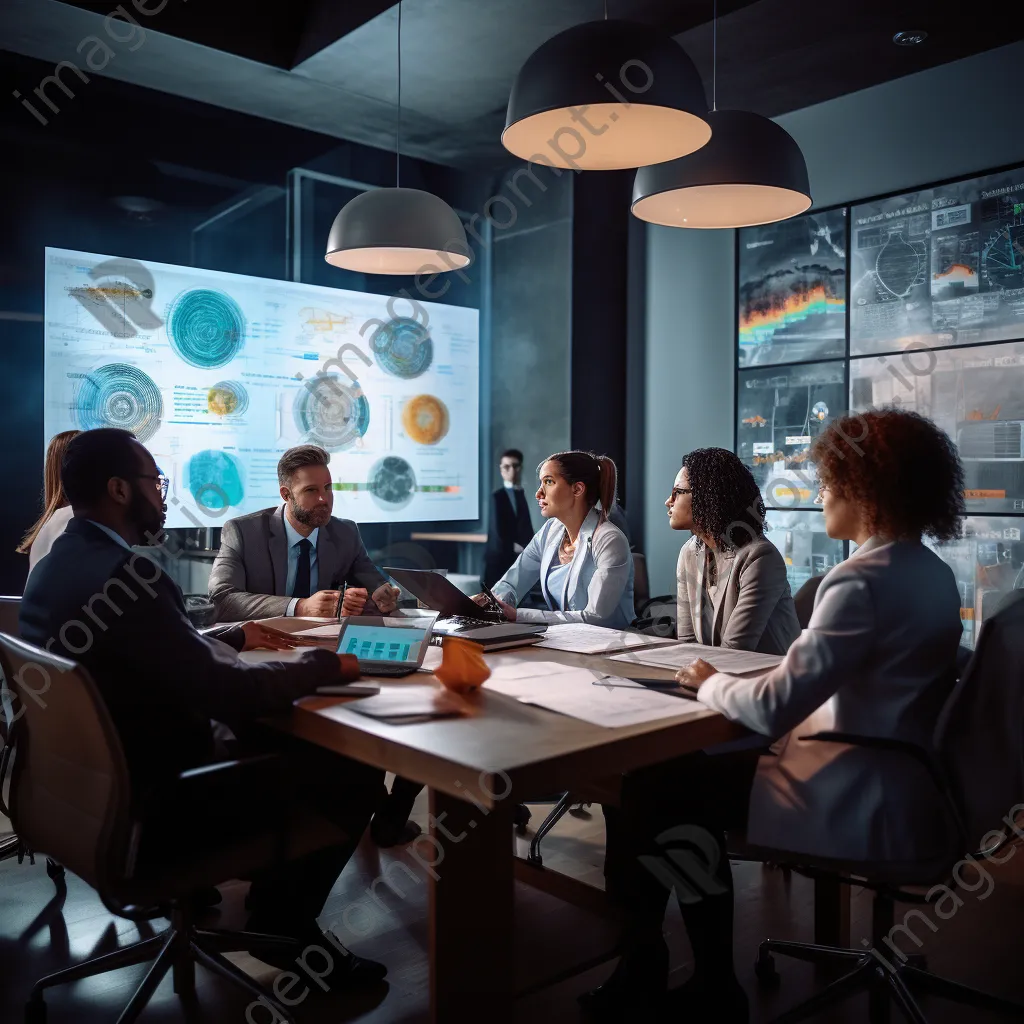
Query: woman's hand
470 593 489 607
240 621 321 652
470 593 517 622
674 658 717 689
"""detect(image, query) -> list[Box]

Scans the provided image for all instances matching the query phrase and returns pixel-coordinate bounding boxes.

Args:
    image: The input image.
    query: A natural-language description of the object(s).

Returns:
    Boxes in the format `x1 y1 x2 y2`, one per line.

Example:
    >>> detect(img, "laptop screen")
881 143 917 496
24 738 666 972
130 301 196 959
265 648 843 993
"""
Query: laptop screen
338 623 428 664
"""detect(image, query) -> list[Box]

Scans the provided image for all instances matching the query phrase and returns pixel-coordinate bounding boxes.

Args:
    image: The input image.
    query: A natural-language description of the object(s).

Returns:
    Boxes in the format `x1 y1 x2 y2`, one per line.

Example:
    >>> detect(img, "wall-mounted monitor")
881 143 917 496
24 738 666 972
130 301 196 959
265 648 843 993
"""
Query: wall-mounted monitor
737 207 847 368
44 248 480 529
850 167 1024 356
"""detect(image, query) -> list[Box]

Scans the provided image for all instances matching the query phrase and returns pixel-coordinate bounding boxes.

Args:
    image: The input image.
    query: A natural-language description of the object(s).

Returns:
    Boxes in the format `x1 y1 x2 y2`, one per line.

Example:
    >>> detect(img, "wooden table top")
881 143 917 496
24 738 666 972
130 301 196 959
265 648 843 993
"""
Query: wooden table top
245 642 746 808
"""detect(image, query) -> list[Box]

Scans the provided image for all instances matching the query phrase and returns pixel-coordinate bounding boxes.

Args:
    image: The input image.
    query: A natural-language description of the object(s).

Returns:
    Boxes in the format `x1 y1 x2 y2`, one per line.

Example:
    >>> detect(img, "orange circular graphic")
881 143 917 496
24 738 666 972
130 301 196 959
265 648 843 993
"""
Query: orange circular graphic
402 394 449 445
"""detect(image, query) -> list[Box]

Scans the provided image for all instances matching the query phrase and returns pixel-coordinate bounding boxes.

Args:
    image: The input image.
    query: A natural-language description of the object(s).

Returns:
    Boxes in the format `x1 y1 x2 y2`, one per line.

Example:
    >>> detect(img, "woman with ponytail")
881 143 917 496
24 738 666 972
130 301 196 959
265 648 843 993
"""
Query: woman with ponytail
19 429 80 573
472 450 635 628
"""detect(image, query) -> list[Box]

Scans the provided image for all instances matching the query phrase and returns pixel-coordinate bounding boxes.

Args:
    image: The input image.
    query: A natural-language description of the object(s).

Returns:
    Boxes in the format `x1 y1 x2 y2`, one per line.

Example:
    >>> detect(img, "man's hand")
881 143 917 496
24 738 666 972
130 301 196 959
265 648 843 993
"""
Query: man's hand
341 588 368 616
295 590 342 618
674 658 717 690
372 583 401 614
240 621 321 652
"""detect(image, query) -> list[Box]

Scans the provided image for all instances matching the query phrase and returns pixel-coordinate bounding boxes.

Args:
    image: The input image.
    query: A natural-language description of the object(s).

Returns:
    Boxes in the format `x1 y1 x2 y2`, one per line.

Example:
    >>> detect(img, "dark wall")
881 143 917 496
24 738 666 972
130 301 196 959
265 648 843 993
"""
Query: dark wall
0 50 487 593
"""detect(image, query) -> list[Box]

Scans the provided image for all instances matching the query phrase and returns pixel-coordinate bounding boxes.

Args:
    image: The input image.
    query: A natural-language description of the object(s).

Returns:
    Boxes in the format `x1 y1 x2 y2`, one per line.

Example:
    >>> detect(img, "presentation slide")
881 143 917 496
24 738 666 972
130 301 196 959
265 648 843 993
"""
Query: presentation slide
43 247 480 528
850 166 1024 356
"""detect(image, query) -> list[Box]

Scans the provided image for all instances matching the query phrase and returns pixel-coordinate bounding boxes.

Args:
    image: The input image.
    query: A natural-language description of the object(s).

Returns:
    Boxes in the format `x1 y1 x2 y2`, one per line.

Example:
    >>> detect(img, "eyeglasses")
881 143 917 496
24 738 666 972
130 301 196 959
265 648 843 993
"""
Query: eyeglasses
670 487 692 500
500 462 522 471
135 473 170 501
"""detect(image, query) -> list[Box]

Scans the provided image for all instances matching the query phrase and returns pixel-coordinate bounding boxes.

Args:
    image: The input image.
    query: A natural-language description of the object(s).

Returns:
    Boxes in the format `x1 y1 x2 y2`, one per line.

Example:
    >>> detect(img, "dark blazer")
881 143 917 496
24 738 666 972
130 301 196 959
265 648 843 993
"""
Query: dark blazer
208 506 388 622
484 487 534 587
19 518 342 803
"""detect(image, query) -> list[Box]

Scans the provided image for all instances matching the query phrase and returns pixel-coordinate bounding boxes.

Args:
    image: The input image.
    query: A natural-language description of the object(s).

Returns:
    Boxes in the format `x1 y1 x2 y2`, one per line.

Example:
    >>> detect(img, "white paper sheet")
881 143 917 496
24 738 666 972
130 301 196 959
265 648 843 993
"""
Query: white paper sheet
533 623 681 655
609 643 783 675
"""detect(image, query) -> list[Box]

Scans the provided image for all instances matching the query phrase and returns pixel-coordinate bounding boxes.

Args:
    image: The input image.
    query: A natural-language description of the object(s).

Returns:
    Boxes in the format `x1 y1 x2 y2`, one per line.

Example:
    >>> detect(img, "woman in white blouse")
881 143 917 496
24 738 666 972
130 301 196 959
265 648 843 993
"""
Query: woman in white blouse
473 450 635 629
582 410 966 1023
19 430 81 574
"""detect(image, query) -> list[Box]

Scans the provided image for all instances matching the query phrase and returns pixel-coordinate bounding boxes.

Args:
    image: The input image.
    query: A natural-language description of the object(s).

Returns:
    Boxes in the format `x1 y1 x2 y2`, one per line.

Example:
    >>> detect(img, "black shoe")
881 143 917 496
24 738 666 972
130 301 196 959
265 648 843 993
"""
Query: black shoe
370 816 423 848
245 923 387 989
578 941 669 1021
665 976 750 1022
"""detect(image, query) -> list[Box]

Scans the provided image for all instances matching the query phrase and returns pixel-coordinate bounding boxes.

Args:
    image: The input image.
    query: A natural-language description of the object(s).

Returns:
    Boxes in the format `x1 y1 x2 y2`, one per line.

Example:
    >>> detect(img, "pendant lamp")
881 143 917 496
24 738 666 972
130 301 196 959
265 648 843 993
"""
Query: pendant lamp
503 12 710 170
631 109 812 228
325 3 471 275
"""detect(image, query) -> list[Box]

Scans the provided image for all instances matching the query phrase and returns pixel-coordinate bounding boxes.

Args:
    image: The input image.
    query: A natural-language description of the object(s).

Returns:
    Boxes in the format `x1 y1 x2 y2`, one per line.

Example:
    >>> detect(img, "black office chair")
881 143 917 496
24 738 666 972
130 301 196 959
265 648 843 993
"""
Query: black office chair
751 591 1024 1023
0 597 64 885
631 553 676 636
1 631 355 1024
792 574 825 630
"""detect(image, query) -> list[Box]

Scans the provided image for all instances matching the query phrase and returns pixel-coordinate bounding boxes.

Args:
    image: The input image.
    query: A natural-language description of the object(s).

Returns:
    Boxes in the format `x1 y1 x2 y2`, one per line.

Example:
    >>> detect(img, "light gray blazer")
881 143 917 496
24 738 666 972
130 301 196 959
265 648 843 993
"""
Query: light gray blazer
676 535 800 655
208 506 387 622
492 508 635 629
698 537 964 865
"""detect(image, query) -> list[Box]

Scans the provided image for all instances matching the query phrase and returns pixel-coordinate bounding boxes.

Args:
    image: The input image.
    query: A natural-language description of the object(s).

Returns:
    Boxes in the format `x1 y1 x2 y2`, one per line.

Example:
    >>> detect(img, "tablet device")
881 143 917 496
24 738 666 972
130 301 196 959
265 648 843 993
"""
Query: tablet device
336 615 435 677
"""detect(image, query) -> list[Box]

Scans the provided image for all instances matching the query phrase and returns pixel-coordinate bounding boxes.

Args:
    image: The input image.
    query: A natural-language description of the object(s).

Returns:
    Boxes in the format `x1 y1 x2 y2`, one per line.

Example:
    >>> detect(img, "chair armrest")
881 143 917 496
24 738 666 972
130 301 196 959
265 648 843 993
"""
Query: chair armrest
799 730 965 841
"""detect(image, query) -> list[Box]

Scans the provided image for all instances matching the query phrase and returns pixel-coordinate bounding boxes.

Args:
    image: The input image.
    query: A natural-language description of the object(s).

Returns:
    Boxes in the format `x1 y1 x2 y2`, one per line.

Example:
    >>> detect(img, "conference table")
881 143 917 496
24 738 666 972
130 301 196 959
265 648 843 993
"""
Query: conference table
243 634 849 1024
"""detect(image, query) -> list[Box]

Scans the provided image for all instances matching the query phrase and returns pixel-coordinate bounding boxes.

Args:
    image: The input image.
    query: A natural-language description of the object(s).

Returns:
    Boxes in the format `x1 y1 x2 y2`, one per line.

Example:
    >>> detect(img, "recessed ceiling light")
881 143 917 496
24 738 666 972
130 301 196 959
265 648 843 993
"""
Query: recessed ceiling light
893 30 928 46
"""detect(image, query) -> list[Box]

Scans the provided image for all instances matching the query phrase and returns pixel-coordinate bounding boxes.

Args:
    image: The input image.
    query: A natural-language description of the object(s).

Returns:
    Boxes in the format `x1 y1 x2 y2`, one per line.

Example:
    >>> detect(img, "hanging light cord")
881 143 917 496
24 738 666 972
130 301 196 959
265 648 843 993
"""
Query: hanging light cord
396 0 402 187
604 0 608 20
712 0 717 111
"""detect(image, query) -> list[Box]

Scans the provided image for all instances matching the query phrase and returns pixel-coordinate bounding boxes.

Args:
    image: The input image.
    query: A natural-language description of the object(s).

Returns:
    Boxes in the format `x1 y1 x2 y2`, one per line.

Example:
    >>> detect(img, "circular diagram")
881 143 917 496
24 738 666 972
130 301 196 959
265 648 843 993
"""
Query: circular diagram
369 456 416 510
293 373 370 451
167 288 246 368
402 394 450 445
811 401 829 422
369 317 433 379
186 450 244 511
207 380 249 417
875 232 924 298
74 363 163 442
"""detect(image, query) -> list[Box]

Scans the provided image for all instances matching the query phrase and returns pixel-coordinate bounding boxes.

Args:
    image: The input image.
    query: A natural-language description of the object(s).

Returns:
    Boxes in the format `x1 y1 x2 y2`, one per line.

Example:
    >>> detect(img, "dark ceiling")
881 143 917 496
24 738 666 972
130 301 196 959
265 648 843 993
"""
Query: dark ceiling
3 0 1023 169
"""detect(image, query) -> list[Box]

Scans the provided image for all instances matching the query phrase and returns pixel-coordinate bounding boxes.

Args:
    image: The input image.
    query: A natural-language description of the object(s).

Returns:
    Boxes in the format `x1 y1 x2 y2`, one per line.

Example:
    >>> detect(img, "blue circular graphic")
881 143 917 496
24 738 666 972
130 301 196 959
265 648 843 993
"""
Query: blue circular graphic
293 373 370 451
186 450 244 511
369 317 433 379
75 362 163 441
167 288 246 368
208 380 249 417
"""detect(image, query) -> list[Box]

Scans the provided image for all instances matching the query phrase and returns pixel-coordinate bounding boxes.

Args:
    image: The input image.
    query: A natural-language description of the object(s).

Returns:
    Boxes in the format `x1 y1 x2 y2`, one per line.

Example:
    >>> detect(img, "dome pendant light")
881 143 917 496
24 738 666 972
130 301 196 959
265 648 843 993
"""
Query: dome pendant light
326 3 471 275
631 3 811 228
503 1 710 170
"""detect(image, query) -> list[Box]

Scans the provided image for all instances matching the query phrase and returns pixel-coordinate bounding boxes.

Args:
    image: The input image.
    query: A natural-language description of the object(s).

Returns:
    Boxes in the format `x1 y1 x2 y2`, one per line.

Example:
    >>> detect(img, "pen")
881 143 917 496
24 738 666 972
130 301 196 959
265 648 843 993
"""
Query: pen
480 581 506 620
335 583 347 620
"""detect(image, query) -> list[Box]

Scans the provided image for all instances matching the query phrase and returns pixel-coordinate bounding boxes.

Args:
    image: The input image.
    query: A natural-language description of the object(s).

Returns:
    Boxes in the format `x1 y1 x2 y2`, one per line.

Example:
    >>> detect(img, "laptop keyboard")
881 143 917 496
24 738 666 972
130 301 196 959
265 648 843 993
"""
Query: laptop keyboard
440 614 503 630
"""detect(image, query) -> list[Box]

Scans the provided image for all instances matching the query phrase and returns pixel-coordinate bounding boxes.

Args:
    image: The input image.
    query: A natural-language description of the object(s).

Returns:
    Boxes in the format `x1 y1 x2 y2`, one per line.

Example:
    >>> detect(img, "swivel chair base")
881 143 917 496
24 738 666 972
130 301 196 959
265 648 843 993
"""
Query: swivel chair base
756 936 1023 1024
25 904 304 1024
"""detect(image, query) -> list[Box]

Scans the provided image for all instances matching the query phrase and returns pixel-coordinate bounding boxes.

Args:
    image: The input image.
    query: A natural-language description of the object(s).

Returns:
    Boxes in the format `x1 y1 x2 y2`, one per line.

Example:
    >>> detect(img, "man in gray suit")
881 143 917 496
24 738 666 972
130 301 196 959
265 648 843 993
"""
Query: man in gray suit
209 445 399 622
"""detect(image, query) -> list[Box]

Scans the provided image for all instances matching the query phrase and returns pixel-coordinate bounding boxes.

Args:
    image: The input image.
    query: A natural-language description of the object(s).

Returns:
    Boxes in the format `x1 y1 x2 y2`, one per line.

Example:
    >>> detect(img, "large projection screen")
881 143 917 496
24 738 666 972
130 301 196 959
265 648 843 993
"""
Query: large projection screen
44 248 480 528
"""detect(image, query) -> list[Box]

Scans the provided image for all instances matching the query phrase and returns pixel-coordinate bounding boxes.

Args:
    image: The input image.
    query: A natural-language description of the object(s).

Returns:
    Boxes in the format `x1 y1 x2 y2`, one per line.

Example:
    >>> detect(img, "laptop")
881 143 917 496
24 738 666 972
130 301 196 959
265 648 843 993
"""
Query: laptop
385 567 547 650
335 615 436 677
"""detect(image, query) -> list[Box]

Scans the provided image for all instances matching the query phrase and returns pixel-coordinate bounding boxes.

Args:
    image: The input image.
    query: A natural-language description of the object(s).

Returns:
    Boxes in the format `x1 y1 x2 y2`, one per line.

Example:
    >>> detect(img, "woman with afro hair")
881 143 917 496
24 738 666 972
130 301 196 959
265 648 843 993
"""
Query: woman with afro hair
666 447 800 654
583 410 966 1023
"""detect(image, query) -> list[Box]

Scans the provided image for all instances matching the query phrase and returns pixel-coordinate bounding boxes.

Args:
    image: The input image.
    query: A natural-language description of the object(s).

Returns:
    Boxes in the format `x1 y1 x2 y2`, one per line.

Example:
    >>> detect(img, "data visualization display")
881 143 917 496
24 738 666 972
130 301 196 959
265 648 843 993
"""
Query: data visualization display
44 248 480 528
738 207 847 367
851 168 1024 355
737 360 846 508
339 625 425 663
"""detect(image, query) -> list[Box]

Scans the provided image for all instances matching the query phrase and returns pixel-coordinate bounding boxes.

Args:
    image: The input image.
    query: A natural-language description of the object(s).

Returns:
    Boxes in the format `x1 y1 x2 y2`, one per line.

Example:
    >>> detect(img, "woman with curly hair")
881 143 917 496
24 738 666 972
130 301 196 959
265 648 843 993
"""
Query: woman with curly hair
582 410 965 1023
666 447 799 654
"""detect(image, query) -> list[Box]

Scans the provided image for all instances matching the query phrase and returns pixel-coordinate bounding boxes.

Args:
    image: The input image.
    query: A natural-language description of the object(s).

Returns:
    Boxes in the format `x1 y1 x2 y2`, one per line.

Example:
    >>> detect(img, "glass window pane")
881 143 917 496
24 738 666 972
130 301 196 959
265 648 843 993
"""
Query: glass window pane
765 509 845 594
928 517 1024 649
850 166 1024 357
738 207 847 367
850 339 1024 514
738 360 846 508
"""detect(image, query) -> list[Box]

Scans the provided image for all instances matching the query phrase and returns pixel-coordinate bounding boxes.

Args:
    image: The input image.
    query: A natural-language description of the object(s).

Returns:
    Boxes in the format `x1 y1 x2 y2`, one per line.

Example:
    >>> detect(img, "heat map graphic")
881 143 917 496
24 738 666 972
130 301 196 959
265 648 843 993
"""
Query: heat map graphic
738 207 847 367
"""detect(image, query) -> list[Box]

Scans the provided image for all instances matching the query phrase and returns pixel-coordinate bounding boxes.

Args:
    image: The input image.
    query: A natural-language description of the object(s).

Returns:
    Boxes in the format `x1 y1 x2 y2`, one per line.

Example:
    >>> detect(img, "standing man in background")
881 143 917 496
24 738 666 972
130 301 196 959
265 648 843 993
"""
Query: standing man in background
483 448 535 587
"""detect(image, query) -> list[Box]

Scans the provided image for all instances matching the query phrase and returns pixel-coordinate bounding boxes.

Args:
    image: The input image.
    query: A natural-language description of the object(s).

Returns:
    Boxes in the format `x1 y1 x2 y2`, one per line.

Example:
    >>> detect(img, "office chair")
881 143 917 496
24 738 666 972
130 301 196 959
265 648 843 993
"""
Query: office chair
791 574 825 630
751 591 1024 1024
0 597 64 885
0 632 352 1024
631 553 676 636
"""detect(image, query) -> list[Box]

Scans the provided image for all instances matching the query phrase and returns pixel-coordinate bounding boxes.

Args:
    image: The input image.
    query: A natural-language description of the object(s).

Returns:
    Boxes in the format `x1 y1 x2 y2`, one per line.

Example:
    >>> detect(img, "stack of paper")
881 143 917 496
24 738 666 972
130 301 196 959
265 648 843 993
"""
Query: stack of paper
485 661 699 728
610 643 782 674
348 685 468 723
534 623 681 656
290 622 343 649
